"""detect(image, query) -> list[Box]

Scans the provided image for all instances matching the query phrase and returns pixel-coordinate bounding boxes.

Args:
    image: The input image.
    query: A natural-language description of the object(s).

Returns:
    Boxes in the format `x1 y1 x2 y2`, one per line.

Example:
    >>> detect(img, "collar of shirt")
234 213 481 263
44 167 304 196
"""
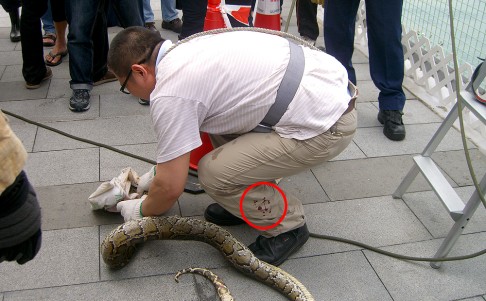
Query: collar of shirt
155 40 173 69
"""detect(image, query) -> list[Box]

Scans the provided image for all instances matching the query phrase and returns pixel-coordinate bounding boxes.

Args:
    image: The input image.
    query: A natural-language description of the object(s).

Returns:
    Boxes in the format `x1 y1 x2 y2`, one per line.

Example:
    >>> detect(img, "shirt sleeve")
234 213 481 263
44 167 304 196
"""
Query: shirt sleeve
150 96 207 163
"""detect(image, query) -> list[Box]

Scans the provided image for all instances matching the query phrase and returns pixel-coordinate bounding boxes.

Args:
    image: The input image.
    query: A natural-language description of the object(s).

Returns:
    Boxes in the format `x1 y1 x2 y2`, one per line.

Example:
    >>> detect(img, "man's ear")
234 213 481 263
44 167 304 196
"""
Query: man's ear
131 64 148 78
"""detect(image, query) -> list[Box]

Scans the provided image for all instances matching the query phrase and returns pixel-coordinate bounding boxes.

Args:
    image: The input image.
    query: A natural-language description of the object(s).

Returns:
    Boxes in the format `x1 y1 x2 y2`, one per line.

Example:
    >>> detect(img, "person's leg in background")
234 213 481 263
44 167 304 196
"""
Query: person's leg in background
142 0 157 31
161 0 182 34
366 0 406 141
179 0 206 39
296 0 318 45
91 0 110 84
66 0 103 111
111 0 144 28
323 0 360 85
44 0 68 67
20 0 52 88
41 0 56 46
0 0 22 42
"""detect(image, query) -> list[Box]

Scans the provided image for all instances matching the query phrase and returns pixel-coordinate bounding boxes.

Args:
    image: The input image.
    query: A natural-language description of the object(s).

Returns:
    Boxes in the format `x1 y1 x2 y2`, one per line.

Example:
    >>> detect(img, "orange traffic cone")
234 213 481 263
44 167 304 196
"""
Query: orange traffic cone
253 0 281 31
189 132 214 171
204 0 226 31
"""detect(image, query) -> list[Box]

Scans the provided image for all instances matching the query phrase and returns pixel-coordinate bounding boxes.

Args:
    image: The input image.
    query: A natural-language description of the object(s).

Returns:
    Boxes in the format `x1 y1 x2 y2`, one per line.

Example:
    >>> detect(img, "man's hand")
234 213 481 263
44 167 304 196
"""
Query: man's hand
310 0 324 5
116 195 147 222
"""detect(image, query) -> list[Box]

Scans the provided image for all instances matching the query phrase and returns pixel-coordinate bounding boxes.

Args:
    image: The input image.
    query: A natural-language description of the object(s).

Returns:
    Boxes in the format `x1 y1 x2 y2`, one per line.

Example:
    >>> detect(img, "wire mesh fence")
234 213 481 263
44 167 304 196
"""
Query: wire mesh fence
402 0 485 68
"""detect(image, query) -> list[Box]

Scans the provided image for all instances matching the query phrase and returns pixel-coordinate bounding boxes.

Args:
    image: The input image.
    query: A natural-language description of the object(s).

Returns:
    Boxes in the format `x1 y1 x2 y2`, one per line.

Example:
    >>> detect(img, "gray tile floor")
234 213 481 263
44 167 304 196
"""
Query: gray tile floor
1 2 486 301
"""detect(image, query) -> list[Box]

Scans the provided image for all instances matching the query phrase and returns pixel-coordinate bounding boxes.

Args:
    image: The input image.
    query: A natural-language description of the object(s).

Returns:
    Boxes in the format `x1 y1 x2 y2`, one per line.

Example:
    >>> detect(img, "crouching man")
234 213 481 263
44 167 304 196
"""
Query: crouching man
110 27 357 266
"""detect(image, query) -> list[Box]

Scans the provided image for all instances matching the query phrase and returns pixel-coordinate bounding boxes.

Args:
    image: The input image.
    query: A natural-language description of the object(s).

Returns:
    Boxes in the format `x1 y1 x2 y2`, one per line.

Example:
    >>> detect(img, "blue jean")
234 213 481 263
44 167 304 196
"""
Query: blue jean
142 0 178 23
66 0 143 90
41 0 55 34
324 0 406 110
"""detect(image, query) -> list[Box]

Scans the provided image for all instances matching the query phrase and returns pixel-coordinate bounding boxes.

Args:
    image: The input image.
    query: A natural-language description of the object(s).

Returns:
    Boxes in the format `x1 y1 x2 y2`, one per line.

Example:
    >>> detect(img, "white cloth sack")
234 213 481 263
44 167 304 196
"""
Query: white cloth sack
89 167 140 212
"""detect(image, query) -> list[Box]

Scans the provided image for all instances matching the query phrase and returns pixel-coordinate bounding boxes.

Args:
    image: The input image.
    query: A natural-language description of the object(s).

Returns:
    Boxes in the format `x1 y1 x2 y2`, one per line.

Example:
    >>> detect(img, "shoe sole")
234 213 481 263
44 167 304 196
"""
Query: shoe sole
383 128 405 141
69 102 91 112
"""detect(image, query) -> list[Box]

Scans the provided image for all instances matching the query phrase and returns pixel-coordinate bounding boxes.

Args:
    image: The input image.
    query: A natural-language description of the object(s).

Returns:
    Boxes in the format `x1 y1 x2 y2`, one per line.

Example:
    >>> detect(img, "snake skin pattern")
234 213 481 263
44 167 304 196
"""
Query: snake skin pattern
101 216 314 301
175 267 234 301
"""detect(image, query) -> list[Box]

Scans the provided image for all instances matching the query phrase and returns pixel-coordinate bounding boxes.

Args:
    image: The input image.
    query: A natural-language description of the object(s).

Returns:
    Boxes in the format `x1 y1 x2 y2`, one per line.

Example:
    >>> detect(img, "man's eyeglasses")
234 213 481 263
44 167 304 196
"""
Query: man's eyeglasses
119 43 159 95
119 69 134 94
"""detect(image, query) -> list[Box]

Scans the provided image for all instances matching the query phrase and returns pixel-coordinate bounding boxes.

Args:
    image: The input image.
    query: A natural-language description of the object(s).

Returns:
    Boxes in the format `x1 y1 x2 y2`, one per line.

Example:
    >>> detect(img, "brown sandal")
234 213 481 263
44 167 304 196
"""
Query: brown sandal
42 33 56 47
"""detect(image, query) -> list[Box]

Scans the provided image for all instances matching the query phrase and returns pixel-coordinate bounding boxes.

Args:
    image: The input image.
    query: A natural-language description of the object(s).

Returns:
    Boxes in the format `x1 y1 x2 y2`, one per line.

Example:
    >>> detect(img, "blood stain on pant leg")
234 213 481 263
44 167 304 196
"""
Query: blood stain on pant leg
253 197 272 216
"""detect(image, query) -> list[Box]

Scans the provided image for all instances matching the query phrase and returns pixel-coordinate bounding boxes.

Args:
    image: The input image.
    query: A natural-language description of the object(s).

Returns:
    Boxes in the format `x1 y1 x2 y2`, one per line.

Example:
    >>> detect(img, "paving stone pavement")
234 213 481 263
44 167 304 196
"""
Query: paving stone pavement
1 2 486 301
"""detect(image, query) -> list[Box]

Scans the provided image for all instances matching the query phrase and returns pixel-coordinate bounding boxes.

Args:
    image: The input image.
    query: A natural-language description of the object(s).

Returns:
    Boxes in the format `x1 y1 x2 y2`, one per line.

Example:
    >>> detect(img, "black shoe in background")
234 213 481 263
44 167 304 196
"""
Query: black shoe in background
377 110 406 141
248 224 310 266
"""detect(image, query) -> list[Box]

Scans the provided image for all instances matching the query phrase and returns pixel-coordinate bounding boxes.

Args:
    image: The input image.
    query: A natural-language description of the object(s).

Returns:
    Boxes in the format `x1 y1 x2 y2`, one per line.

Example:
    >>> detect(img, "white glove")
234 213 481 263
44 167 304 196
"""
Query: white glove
116 195 147 222
136 166 156 195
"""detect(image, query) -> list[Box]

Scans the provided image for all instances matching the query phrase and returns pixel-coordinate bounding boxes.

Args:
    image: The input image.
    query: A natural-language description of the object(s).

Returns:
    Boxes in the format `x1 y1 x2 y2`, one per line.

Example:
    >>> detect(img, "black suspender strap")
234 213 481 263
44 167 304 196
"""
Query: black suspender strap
253 41 305 133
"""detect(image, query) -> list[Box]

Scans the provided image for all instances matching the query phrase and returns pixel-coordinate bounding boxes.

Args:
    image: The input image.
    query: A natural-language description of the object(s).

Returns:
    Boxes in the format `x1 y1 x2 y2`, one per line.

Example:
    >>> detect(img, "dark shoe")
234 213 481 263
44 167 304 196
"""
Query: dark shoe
204 203 245 226
248 224 309 266
162 18 182 34
25 67 53 89
94 70 117 86
144 22 158 32
377 110 406 141
9 9 20 42
139 98 150 105
69 89 91 112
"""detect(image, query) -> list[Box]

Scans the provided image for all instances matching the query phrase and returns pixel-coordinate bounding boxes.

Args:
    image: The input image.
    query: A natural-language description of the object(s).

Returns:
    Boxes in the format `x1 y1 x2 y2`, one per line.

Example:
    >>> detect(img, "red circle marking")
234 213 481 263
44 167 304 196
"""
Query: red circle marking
239 181 288 231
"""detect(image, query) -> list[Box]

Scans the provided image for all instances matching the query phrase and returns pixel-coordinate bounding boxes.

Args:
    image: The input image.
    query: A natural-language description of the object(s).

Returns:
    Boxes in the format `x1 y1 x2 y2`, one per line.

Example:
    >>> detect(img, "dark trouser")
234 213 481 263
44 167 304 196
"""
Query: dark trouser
66 0 143 90
50 0 66 22
179 0 207 39
0 0 20 13
20 0 48 84
324 0 405 110
296 0 318 40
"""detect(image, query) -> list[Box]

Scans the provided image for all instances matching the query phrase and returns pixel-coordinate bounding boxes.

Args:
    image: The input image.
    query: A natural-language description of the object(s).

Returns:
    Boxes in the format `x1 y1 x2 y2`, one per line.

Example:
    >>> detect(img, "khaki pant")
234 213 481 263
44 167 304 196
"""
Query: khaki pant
198 109 357 236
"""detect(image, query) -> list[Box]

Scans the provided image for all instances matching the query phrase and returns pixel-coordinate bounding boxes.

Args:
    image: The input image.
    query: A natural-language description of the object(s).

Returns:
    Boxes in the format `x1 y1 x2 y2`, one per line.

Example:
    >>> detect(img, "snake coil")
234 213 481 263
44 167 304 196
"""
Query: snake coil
101 216 314 301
